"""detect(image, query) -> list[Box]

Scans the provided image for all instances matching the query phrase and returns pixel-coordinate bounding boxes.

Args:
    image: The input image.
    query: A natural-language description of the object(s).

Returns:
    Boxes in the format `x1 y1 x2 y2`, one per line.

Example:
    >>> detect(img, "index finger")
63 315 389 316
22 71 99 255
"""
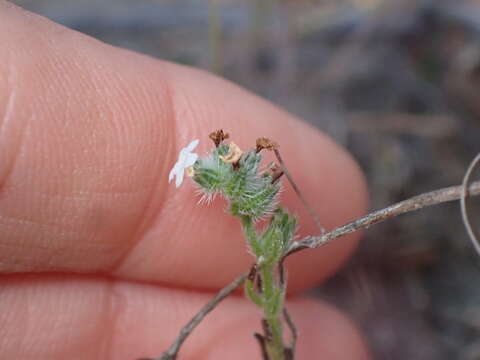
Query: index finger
0 2 368 292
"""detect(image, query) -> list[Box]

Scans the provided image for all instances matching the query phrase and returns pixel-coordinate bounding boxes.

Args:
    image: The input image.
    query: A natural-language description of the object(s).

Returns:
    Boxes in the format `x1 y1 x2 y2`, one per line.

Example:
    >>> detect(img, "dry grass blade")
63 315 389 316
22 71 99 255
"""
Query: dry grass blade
273 148 325 235
460 153 480 257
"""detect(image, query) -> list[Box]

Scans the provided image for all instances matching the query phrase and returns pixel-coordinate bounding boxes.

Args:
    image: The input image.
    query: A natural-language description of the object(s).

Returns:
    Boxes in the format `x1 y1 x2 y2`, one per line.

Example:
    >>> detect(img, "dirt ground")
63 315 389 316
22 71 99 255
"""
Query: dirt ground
11 0 480 358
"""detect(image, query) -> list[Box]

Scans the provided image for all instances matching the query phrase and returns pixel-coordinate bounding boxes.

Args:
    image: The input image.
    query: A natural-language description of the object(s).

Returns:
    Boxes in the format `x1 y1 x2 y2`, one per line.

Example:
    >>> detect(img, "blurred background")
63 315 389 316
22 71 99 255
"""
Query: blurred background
11 0 480 358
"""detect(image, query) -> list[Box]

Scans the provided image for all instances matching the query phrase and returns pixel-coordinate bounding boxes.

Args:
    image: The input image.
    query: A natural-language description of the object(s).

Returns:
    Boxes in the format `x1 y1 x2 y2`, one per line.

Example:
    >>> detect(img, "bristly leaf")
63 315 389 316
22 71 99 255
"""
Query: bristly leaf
260 208 297 265
241 215 263 257
224 150 261 200
229 180 280 220
193 143 231 195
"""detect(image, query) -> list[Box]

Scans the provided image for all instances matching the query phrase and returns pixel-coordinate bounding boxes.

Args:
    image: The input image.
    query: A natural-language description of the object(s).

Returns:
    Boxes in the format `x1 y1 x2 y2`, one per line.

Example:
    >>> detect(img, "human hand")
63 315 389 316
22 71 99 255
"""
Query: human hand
0 2 369 359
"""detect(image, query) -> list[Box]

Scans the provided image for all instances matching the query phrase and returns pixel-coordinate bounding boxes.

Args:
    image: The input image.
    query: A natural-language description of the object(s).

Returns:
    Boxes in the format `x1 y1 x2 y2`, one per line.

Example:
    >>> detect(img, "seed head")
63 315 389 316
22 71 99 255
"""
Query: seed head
209 129 230 147
256 137 278 153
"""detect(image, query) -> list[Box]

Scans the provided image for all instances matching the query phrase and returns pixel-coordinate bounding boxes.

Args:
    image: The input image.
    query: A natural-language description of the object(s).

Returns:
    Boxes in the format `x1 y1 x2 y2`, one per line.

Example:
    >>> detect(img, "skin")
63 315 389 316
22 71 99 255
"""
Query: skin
0 2 370 359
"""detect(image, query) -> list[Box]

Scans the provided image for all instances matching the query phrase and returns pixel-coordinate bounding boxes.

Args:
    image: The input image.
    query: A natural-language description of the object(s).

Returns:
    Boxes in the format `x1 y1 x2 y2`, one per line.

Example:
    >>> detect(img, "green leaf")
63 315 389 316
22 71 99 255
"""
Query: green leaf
241 216 263 257
223 150 261 199
230 180 280 220
245 279 263 307
260 208 297 265
193 150 232 194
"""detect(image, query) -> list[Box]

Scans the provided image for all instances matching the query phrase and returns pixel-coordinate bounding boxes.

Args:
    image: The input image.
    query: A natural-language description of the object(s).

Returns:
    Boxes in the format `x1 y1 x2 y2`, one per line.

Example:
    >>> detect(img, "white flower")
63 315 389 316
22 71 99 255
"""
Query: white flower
168 139 199 188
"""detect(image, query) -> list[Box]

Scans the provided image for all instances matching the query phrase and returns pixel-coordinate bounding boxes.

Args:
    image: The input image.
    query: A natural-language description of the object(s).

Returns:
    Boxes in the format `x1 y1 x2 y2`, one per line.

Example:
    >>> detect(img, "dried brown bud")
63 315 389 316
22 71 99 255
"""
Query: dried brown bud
261 318 273 342
209 129 230 147
219 142 243 164
256 137 278 153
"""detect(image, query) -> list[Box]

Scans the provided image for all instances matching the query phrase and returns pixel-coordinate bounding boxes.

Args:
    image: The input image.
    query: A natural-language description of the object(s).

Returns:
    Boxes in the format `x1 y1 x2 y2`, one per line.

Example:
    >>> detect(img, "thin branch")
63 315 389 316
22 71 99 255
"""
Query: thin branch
461 154 480 257
146 272 248 360
282 307 297 359
254 333 270 360
274 148 325 235
286 180 480 256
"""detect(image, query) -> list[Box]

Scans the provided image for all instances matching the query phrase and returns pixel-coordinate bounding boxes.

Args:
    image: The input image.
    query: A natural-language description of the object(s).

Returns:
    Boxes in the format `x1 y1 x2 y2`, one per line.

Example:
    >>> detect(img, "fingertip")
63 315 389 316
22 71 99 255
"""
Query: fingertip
0 2 368 290
289 297 371 360
109 284 370 360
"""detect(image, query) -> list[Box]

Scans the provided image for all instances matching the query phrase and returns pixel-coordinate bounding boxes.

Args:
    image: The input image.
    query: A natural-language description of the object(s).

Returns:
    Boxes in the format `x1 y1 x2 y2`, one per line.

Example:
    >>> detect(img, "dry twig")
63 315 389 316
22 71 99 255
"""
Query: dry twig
286 180 480 256
282 307 297 359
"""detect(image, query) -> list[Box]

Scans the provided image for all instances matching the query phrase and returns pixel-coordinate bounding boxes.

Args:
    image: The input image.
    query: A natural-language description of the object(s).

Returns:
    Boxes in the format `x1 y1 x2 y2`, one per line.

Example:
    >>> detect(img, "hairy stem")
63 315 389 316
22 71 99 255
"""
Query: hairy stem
241 213 287 360
260 264 285 360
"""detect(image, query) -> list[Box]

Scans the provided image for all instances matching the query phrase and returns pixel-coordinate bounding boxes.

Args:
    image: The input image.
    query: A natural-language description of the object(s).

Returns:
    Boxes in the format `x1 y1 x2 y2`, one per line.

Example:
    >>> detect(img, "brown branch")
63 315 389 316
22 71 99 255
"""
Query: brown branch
286 180 480 256
282 307 297 359
461 154 480 257
144 272 248 360
254 333 270 360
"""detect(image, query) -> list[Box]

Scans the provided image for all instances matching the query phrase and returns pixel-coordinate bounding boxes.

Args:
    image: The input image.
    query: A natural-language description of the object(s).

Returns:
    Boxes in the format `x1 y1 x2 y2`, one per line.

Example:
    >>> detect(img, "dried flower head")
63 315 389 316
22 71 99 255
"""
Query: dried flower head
219 142 243 164
209 129 230 147
256 137 278 153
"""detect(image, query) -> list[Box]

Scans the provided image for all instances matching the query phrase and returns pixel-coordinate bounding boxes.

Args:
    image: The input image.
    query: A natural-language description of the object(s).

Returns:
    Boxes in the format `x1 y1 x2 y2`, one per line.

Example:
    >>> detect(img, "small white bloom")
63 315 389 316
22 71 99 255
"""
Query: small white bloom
168 139 199 188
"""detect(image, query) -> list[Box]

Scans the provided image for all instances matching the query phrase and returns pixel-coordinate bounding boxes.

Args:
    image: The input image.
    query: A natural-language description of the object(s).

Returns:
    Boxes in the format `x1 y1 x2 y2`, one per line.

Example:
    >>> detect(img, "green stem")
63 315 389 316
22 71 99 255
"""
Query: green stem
266 317 284 360
241 215 286 360
261 264 285 360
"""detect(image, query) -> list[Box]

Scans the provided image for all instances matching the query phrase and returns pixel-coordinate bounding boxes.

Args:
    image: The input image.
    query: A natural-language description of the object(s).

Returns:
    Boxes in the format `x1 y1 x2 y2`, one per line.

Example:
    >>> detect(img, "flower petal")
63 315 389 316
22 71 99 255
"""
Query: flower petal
168 162 180 183
175 169 185 188
184 153 198 168
185 139 199 152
